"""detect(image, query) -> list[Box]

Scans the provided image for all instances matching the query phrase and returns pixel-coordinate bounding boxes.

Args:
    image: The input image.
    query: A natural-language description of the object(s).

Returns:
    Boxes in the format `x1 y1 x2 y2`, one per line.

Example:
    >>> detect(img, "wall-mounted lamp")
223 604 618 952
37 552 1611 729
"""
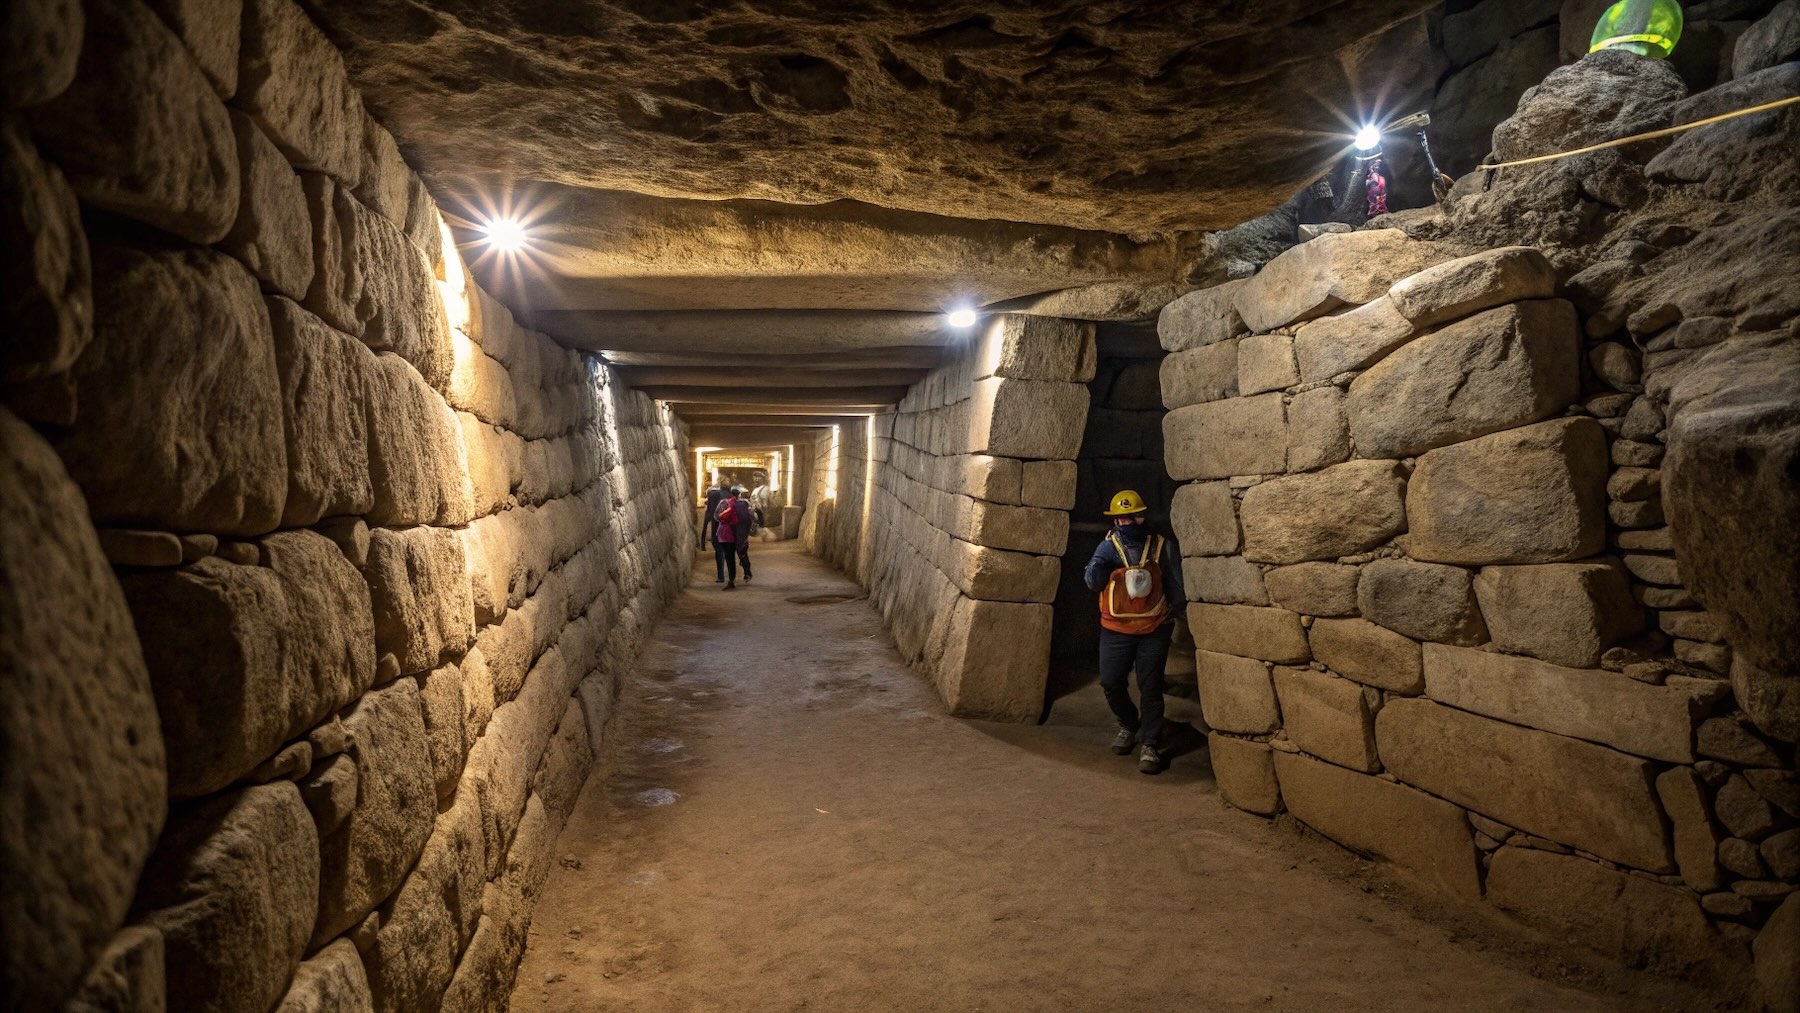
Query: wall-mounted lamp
480 217 528 253
946 307 978 328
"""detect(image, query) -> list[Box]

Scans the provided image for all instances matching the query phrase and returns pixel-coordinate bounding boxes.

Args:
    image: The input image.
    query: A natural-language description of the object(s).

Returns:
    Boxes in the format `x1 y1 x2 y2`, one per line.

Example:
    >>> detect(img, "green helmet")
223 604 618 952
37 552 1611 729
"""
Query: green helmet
1590 0 1684 59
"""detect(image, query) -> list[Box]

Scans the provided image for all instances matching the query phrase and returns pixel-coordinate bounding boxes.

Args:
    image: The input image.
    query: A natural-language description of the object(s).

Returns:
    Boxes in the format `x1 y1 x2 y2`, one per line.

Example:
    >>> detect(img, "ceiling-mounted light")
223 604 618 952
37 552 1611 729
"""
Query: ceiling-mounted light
1353 124 1381 152
946 307 978 328
480 217 528 252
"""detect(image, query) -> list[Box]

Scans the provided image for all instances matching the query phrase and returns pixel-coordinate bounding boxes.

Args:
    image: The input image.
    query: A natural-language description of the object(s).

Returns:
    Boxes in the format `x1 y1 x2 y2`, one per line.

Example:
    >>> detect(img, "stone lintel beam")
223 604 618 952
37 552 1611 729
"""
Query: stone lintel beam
534 310 958 355
640 385 908 407
602 347 947 370
672 414 866 428
673 403 882 417
689 426 836 448
615 366 926 389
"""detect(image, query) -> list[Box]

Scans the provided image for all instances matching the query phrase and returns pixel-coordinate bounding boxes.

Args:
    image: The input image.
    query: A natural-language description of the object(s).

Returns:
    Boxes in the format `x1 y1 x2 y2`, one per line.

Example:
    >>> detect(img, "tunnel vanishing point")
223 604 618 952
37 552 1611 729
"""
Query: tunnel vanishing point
3 0 1799 1010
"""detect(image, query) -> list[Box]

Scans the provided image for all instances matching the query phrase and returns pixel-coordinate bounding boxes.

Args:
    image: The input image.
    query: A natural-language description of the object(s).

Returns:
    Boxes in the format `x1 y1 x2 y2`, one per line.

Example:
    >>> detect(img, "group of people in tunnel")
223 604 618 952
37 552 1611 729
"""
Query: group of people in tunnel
701 478 755 589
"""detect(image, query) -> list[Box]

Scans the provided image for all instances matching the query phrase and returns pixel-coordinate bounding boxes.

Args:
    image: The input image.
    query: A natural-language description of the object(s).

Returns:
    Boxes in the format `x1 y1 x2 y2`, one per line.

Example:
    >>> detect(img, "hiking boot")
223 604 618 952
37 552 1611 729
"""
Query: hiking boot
1137 743 1165 775
1110 727 1137 755
724 581 736 591
743 572 752 583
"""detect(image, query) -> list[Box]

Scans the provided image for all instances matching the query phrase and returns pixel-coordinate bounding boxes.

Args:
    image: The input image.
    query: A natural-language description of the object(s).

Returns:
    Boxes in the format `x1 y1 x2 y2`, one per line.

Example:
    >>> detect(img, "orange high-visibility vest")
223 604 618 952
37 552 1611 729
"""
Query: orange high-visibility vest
1098 532 1168 635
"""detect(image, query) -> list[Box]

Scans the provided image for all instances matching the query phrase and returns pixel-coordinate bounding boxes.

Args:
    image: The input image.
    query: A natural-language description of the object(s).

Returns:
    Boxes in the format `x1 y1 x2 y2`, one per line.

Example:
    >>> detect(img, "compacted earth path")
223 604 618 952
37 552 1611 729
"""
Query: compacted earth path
510 542 1714 1012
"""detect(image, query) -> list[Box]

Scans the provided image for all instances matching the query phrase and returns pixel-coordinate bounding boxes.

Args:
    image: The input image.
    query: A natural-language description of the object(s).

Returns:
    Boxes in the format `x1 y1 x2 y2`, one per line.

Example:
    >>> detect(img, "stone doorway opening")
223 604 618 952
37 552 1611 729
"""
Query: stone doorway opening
1044 322 1196 716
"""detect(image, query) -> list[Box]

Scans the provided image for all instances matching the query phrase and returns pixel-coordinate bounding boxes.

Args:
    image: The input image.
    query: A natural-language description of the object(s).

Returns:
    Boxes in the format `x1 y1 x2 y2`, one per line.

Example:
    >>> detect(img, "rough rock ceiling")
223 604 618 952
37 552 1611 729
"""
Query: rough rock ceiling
309 0 1444 432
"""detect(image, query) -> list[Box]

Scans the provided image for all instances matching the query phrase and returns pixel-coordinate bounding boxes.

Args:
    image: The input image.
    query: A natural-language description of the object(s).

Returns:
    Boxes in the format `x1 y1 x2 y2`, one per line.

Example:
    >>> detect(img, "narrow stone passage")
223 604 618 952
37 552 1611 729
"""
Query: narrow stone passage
510 543 1709 1011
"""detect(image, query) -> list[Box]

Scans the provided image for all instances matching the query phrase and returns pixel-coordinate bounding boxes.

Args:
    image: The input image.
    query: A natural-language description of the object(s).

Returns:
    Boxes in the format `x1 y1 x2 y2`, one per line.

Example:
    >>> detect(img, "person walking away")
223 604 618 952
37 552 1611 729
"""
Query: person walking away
713 492 742 589
700 476 726 551
1084 489 1185 774
726 486 754 583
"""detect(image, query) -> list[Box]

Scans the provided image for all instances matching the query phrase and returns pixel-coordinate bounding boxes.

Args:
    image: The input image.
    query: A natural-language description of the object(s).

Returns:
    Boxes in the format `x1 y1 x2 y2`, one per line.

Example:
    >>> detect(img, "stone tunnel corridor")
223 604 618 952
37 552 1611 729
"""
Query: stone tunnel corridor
5 0 1799 1012
508 542 1710 1012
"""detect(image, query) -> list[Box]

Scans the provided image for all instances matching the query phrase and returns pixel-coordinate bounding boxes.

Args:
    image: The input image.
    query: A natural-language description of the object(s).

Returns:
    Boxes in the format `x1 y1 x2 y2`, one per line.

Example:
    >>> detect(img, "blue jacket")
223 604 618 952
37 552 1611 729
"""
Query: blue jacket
1084 524 1186 614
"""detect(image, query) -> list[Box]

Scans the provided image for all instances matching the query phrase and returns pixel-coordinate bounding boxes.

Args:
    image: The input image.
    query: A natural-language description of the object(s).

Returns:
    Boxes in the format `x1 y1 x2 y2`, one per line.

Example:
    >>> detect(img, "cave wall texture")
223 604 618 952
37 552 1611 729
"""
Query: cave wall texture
1 0 693 1010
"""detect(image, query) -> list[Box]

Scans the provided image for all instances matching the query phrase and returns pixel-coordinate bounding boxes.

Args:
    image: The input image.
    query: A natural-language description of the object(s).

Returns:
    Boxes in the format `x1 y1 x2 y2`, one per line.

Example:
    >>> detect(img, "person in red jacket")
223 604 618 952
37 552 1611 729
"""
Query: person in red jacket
713 487 754 589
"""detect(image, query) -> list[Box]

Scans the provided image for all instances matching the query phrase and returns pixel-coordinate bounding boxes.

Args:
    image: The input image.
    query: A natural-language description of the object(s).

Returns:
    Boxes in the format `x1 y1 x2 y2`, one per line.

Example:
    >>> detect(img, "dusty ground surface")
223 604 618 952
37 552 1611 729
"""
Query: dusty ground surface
510 541 1720 1012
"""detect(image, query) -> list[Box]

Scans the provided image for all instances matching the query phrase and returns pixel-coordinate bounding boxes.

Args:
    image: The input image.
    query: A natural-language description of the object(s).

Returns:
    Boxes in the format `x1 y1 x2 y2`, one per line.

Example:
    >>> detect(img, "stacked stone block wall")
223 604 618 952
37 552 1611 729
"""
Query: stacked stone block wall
801 314 1094 720
1 2 692 1010
1165 222 1796 998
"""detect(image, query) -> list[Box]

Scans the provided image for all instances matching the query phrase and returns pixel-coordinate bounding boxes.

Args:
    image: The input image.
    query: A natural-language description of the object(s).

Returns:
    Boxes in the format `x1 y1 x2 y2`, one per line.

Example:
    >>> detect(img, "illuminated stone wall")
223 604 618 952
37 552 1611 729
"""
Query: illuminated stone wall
0 1 692 1009
801 315 1091 721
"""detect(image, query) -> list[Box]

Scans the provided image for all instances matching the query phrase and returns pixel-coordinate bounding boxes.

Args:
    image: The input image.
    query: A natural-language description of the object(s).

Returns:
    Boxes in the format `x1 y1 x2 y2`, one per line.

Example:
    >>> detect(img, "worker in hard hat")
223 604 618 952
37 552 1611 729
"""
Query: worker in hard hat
1084 489 1186 774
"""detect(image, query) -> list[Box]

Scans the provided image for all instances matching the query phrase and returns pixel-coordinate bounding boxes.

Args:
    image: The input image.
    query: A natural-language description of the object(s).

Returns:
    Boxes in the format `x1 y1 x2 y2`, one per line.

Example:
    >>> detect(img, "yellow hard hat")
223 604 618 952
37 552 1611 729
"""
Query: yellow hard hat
1104 489 1148 516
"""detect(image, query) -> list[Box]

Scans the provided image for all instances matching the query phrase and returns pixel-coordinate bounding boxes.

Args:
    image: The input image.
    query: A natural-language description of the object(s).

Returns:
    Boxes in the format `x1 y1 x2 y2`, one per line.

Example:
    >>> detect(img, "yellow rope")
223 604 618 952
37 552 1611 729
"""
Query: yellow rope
1475 94 1800 171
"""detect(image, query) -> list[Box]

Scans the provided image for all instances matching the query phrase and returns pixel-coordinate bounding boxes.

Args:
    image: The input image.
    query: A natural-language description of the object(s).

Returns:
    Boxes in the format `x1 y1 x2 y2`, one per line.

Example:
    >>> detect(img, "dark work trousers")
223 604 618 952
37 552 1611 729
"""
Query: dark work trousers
699 517 716 549
1098 623 1174 746
714 539 737 583
735 538 752 579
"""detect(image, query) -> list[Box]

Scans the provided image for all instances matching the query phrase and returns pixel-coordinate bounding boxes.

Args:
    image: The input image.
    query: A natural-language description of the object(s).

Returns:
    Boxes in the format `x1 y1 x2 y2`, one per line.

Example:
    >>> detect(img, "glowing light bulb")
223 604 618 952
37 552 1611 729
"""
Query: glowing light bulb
946 307 978 328
481 217 527 252
1353 124 1381 152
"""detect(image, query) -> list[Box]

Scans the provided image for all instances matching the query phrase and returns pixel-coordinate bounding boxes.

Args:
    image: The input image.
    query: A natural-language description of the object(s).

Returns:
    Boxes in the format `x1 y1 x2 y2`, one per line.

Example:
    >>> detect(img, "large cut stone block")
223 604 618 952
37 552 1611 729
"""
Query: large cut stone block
975 314 1096 383
1195 650 1279 734
1164 394 1285 480
1377 698 1671 871
1422 643 1711 763
367 526 475 676
1264 562 1359 617
366 352 474 527
1189 605 1310 665
1663 334 1800 741
2 0 83 106
1 409 165 1012
1158 280 1247 351
361 791 485 1013
137 783 318 1013
936 598 1050 722
314 680 437 947
1656 766 1723 893
1 119 90 386
1170 481 1238 557
1273 750 1479 901
63 923 163 1013
1233 230 1450 332
1356 558 1486 646
1309 618 1422 693
237 0 363 184
306 178 455 390
221 111 312 300
967 376 1088 460
1285 385 1350 472
1159 340 1239 408
1273 667 1377 772
1473 562 1640 667
144 0 240 98
57 245 286 536
1186 555 1267 605
29 0 238 243
1208 734 1280 814
1405 418 1608 565
1292 296 1416 383
1239 460 1406 565
122 530 375 798
966 499 1070 556
956 540 1060 603
269 297 374 527
1485 847 1739 979
1387 246 1558 328
274 939 372 1013
1019 459 1075 510
1237 333 1298 395
1347 300 1580 459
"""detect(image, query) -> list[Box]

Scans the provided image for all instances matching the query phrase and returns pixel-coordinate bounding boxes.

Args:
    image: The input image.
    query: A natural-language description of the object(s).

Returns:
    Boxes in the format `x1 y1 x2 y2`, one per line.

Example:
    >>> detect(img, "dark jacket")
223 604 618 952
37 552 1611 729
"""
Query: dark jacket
1084 524 1185 619
703 486 726 524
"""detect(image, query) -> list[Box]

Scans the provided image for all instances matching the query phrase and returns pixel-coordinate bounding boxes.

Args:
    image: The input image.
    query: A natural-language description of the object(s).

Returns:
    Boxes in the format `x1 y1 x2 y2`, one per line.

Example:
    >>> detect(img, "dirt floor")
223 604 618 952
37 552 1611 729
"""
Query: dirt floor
509 541 1721 1012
